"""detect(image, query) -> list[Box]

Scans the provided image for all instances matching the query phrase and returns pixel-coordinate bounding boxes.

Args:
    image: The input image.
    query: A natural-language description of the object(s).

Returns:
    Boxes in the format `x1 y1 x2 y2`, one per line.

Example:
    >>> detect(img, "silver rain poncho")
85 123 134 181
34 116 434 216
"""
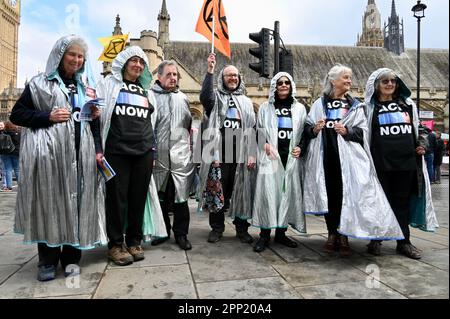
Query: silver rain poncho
303 96 404 240
97 46 167 241
197 69 257 220
14 35 107 249
151 83 195 203
252 72 307 233
364 68 438 232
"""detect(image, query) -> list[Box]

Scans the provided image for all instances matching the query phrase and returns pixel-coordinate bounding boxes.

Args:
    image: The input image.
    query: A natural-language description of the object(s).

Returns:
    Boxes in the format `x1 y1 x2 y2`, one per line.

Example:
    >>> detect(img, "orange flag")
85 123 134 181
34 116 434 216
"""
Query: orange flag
195 0 231 59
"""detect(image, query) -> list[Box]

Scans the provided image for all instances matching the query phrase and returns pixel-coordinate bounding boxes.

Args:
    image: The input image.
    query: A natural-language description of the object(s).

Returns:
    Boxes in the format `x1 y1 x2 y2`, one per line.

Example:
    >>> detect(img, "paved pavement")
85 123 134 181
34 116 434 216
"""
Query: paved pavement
0 178 448 300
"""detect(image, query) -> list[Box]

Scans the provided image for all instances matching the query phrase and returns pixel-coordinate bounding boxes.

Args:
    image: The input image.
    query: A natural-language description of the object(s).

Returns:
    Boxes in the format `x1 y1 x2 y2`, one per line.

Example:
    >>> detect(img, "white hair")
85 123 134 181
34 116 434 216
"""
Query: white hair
322 64 352 97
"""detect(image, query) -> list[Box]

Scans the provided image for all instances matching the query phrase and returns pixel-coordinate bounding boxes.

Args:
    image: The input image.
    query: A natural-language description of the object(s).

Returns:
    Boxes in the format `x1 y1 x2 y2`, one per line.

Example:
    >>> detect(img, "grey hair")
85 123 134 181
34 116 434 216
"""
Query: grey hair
157 60 179 76
374 69 398 96
66 37 88 55
322 64 352 97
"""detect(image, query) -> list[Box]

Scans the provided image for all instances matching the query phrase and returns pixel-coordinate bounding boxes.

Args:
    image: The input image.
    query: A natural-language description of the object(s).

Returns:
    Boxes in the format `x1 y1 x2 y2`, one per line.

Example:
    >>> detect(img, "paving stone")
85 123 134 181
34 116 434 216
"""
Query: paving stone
0 233 37 265
296 281 407 299
269 236 328 263
419 248 449 271
107 242 187 269
188 242 278 283
435 227 449 237
0 250 108 298
411 294 449 299
294 234 367 259
0 265 21 285
0 178 447 299
0 223 14 236
258 248 287 266
410 230 449 246
273 259 367 287
35 295 92 299
349 254 449 298
188 221 238 244
197 277 302 299
94 265 196 299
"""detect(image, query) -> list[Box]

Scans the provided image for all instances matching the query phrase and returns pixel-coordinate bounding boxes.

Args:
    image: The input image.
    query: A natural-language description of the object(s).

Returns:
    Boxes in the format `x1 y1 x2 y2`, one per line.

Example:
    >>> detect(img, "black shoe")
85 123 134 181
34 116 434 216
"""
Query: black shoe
367 241 382 256
274 235 298 248
323 233 338 253
207 230 223 243
151 237 170 246
37 265 57 282
176 236 192 250
236 231 254 244
253 238 269 252
396 243 421 259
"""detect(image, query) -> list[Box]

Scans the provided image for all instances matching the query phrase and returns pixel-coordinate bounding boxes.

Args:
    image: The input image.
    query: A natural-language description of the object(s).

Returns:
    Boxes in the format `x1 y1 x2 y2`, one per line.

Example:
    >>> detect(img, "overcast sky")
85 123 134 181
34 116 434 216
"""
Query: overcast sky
17 0 449 87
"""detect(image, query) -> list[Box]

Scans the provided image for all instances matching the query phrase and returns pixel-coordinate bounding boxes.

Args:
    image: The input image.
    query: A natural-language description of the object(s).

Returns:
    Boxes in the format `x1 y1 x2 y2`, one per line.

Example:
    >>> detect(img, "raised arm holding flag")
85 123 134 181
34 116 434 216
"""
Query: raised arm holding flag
195 0 231 59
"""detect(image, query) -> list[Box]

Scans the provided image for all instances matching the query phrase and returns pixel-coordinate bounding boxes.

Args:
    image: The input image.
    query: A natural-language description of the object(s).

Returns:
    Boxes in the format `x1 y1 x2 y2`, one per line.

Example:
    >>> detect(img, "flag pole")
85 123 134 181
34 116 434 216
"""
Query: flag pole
211 15 215 54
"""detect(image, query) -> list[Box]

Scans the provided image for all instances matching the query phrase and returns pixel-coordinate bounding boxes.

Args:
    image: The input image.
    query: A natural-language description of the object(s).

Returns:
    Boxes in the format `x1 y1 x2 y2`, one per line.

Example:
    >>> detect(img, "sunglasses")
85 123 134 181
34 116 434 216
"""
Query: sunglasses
277 80 291 86
381 78 397 85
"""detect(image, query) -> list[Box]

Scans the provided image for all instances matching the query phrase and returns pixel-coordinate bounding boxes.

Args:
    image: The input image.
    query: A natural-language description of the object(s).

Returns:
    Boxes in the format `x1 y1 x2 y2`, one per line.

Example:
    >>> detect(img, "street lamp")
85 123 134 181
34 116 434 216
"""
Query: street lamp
412 0 427 113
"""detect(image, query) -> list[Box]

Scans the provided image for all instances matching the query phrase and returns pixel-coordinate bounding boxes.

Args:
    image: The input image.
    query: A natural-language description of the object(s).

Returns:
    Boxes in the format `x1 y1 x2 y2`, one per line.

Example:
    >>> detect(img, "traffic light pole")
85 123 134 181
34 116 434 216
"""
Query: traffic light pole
274 21 280 76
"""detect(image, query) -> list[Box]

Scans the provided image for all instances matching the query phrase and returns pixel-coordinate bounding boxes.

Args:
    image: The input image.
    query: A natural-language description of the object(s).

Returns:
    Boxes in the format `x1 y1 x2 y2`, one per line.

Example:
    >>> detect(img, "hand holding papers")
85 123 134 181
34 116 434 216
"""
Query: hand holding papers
80 98 105 121
97 157 116 182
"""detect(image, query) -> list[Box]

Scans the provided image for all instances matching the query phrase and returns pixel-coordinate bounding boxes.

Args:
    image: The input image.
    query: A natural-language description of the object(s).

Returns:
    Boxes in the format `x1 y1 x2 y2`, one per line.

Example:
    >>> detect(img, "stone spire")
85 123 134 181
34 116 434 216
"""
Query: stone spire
158 0 171 48
384 0 404 55
391 0 397 19
102 15 124 77
160 0 169 17
113 14 123 35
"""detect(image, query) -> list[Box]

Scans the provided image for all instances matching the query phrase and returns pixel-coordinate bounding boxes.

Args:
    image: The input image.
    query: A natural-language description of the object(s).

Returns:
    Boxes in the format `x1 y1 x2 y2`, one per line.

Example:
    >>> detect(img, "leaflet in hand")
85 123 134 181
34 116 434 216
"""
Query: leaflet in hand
80 98 105 121
98 157 116 182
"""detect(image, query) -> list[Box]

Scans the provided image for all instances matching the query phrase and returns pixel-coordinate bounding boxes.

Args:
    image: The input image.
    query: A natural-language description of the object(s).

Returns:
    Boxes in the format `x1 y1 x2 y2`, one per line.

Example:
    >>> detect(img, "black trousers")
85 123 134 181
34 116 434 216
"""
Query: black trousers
105 150 154 249
260 228 287 239
377 170 415 244
159 175 190 238
323 158 343 235
38 243 81 268
209 163 250 233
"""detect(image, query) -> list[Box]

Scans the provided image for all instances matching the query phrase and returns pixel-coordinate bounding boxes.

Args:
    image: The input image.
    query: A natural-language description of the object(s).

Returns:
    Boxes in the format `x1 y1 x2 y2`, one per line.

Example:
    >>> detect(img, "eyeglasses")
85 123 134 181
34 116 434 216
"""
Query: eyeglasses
277 80 291 86
129 57 145 66
381 78 397 85
224 73 239 78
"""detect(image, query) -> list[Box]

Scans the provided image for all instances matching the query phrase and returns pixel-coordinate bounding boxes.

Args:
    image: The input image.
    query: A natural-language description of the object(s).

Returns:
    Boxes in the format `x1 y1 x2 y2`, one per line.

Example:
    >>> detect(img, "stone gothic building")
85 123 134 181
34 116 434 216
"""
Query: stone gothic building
384 0 405 55
0 0 21 121
356 0 384 48
102 0 448 130
1 0 448 130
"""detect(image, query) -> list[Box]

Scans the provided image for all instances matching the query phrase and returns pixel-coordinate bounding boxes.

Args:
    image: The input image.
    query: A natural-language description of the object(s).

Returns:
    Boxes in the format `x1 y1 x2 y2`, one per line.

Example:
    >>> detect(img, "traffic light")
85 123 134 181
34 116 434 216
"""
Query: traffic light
249 28 271 78
279 49 293 78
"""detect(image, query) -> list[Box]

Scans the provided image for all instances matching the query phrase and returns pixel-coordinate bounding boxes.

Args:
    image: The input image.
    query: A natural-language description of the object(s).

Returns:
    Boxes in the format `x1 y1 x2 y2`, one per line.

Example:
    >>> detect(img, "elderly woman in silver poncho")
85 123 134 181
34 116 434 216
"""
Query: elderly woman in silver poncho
252 72 307 253
302 64 404 257
364 68 438 259
10 35 104 281
97 46 167 267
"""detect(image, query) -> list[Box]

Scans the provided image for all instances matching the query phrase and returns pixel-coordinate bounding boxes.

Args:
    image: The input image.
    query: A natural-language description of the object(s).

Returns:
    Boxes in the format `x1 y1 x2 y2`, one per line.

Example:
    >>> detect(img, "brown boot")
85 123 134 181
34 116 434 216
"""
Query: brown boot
126 245 145 262
323 234 337 253
108 244 134 266
339 235 352 258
